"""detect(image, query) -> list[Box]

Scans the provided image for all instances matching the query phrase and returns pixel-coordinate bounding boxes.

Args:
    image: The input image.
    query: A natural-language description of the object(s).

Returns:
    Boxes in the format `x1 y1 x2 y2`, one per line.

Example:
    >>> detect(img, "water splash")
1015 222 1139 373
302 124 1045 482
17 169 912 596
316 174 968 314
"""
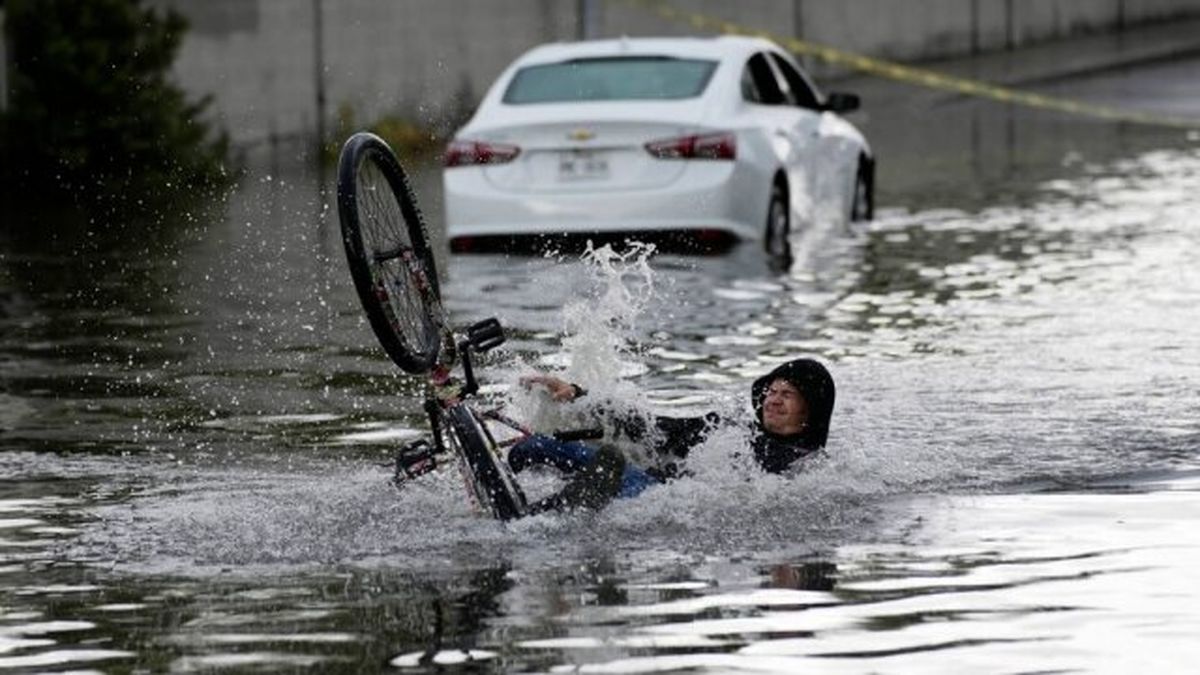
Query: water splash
506 242 661 443
62 147 1200 573
559 242 658 388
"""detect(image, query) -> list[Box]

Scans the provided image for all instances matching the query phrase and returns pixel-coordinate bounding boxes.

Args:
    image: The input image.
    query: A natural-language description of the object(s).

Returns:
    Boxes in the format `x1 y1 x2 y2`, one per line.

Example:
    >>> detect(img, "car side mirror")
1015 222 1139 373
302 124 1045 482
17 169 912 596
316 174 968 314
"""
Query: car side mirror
824 92 860 113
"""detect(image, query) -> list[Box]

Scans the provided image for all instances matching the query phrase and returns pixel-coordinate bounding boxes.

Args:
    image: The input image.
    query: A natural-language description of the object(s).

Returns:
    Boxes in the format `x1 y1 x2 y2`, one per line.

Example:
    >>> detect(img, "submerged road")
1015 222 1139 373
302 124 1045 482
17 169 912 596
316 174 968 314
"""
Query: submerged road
1 42 1199 674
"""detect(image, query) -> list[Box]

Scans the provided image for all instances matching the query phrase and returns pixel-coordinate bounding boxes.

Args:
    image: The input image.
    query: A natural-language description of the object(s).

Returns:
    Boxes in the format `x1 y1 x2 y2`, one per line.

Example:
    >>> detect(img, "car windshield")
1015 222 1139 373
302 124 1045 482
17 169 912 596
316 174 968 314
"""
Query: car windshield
502 56 718 104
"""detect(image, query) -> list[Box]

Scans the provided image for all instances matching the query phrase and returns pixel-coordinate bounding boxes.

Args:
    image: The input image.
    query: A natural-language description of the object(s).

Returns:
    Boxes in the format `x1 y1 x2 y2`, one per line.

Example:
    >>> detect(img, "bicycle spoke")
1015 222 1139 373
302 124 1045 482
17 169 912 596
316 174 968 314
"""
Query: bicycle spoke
337 132 444 374
355 155 439 356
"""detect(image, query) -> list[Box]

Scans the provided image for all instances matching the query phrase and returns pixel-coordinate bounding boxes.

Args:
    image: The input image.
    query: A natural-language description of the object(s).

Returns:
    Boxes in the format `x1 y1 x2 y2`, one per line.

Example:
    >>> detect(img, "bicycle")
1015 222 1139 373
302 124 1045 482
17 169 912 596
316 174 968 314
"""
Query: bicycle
335 132 601 521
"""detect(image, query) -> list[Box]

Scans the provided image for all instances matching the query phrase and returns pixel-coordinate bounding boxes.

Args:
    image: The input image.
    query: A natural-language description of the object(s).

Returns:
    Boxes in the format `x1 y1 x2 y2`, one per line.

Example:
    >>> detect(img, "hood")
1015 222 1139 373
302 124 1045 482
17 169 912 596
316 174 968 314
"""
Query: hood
751 358 835 449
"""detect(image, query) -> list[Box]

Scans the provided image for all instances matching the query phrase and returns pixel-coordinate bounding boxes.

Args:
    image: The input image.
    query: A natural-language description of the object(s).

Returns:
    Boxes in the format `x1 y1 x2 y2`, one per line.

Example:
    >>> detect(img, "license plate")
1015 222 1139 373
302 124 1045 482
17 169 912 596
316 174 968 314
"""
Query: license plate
558 150 609 181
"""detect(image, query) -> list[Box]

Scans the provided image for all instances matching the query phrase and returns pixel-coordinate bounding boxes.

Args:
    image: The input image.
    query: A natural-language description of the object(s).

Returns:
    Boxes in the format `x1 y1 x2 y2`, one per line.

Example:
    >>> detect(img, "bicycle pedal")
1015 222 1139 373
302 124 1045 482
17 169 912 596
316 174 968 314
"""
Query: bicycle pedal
467 317 505 352
394 440 437 481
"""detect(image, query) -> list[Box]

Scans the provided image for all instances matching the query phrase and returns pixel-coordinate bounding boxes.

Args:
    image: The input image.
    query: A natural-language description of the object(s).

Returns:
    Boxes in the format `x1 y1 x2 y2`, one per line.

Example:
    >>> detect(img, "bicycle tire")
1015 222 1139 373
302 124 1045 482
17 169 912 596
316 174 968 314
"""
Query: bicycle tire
336 132 443 374
446 405 527 521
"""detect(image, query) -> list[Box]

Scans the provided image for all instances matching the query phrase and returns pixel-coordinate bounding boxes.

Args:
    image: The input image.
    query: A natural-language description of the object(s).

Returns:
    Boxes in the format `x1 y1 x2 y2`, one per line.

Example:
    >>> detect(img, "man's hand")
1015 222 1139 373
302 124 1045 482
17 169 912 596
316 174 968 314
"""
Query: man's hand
520 373 583 402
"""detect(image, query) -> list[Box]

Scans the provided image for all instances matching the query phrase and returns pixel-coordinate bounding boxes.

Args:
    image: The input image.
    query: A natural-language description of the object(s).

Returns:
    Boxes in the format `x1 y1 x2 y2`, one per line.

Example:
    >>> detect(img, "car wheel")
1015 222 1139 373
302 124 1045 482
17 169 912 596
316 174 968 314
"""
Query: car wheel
850 156 874 222
764 182 790 259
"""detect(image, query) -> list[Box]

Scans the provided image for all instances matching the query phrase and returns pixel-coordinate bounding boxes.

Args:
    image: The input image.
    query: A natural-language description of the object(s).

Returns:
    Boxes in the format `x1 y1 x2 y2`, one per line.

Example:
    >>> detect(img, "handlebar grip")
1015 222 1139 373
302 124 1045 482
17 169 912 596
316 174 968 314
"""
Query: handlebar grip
552 428 604 442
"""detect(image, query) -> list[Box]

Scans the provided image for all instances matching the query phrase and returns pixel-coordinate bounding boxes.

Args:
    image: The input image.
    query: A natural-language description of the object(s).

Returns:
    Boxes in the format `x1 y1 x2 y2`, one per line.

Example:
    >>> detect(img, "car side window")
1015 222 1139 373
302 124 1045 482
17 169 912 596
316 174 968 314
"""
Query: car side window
768 53 821 110
743 53 786 105
740 66 762 103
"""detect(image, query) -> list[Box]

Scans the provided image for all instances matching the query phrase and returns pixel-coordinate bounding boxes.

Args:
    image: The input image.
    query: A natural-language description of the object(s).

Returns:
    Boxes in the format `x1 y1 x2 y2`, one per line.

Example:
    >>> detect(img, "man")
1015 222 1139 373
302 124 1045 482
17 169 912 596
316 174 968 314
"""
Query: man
510 358 835 514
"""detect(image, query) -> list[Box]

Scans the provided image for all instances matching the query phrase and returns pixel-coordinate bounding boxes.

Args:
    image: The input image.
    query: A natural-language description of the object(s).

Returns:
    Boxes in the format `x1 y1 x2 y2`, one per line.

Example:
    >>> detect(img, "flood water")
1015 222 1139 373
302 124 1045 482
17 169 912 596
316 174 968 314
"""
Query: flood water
3 55 1200 673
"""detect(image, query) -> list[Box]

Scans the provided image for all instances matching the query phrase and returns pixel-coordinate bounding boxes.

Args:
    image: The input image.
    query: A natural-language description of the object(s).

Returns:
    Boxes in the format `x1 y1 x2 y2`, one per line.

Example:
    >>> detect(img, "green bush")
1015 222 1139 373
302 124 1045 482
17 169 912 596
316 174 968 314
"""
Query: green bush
325 102 444 164
0 0 234 209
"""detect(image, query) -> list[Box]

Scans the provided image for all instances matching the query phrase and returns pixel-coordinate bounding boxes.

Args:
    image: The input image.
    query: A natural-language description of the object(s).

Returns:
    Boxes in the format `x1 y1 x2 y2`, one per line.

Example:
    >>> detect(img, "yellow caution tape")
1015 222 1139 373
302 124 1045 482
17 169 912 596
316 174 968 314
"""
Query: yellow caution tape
621 0 1200 130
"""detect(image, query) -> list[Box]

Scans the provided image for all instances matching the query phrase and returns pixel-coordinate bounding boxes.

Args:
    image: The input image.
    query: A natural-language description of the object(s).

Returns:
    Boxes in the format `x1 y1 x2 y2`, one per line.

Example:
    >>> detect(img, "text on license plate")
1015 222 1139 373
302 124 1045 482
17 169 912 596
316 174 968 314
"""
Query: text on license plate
558 150 609 181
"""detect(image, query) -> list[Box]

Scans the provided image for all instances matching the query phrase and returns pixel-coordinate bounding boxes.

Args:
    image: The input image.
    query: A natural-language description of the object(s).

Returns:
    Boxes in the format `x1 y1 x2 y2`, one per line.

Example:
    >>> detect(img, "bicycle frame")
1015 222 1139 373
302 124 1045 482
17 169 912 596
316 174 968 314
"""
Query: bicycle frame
390 317 605 520
390 317 534 519
337 133 540 520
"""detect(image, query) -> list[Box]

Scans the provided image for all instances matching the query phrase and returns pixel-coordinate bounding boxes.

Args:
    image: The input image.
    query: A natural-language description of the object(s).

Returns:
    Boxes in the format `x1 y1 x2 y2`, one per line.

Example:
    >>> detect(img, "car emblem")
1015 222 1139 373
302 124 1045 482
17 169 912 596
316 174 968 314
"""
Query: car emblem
567 128 596 141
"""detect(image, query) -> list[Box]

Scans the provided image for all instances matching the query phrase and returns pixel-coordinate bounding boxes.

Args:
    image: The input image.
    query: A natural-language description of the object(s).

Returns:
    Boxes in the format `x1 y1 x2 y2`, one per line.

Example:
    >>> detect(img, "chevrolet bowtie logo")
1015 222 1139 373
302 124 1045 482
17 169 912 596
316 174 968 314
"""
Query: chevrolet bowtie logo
567 128 596 141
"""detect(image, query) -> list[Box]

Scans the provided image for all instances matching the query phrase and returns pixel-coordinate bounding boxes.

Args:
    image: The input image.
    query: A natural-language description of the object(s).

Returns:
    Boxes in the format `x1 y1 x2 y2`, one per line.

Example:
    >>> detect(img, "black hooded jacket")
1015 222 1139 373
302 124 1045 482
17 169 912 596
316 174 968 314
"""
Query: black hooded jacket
519 358 837 515
618 358 835 475
748 358 836 472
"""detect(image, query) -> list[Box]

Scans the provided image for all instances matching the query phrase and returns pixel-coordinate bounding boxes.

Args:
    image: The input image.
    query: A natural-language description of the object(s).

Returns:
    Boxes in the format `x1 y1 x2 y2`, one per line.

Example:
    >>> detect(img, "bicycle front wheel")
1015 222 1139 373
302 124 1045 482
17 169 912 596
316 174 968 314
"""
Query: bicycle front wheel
446 406 527 521
336 132 443 374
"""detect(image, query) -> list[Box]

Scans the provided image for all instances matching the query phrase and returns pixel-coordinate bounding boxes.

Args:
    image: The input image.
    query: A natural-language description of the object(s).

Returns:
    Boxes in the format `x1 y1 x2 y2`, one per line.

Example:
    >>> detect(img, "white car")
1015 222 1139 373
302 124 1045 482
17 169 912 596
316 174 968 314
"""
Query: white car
443 35 873 254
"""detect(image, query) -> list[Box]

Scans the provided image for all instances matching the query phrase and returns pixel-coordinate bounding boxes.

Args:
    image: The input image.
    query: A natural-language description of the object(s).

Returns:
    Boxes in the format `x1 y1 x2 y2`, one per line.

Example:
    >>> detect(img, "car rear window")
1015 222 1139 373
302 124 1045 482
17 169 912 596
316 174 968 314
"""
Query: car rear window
502 57 718 104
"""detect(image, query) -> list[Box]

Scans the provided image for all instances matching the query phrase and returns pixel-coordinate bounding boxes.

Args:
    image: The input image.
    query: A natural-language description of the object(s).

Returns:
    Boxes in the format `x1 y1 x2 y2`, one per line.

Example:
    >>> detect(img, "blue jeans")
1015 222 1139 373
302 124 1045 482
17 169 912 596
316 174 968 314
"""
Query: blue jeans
509 434 660 499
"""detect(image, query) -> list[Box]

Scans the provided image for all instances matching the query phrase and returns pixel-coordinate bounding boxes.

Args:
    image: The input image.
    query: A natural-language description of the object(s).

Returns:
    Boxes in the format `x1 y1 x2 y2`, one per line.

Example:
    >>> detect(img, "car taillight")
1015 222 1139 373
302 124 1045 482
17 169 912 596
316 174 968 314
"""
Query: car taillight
644 131 736 160
443 140 521 168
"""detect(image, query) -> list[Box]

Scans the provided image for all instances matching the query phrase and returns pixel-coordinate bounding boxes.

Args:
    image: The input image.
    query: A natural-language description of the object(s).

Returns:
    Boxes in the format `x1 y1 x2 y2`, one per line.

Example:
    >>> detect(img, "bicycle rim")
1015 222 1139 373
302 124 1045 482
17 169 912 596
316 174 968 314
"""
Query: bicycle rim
336 132 443 374
446 406 526 521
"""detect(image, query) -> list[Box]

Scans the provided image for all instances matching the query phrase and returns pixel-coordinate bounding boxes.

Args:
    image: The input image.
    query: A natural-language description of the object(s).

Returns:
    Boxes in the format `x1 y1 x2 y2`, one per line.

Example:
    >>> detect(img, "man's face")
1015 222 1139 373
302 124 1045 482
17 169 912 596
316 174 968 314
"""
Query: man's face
762 378 808 435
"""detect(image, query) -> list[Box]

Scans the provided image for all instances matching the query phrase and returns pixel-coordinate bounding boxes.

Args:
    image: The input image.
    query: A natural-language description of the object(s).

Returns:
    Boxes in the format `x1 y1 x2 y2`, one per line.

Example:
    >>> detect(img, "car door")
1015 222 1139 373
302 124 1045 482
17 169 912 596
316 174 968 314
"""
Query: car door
742 52 822 220
768 52 858 218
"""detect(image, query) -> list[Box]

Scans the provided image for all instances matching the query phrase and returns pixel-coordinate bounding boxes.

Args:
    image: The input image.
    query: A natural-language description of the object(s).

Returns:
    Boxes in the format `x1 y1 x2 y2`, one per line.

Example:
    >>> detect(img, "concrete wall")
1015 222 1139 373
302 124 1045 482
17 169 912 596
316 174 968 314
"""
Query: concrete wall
1125 0 1200 21
155 0 1200 148
0 8 8 112
794 0 975 62
162 0 577 148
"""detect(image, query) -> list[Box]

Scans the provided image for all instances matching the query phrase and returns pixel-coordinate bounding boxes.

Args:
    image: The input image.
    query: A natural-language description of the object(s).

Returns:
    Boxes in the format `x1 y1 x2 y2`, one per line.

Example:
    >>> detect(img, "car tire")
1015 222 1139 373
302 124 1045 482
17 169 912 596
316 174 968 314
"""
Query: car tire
764 182 790 259
850 156 875 222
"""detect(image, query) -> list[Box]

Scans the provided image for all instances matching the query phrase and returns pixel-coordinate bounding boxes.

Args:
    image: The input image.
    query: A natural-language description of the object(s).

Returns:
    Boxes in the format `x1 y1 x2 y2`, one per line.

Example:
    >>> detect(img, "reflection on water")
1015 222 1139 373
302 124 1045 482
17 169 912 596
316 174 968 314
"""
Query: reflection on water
5 474 1199 672
3 54 1200 671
